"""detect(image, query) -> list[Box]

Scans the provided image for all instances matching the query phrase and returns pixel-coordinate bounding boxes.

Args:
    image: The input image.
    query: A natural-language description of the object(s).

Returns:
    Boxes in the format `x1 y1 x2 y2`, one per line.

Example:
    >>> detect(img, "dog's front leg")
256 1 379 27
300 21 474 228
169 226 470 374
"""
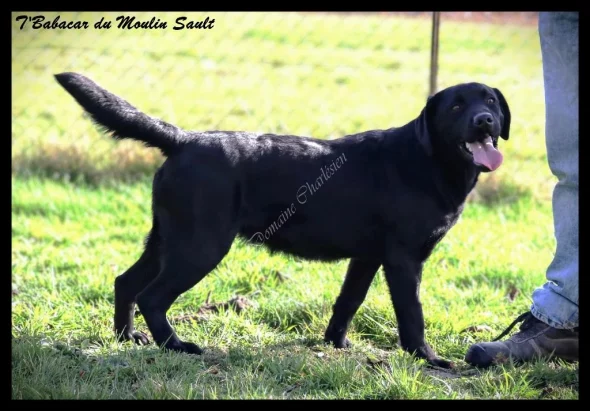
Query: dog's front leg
383 256 454 369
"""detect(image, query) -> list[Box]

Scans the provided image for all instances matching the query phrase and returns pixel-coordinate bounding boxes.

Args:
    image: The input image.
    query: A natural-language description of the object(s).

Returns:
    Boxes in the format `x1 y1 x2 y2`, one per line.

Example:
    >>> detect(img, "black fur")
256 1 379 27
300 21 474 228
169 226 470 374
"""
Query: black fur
54 72 511 368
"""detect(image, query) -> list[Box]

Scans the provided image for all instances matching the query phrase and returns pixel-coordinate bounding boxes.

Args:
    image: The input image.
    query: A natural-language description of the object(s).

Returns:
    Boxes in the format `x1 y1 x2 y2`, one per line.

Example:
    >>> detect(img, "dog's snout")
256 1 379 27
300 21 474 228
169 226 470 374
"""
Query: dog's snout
473 112 494 129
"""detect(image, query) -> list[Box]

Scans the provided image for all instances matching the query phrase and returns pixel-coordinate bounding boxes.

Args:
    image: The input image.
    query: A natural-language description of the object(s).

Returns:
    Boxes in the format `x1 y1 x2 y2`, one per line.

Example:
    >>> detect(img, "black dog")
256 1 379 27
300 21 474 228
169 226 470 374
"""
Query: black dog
54 72 510 368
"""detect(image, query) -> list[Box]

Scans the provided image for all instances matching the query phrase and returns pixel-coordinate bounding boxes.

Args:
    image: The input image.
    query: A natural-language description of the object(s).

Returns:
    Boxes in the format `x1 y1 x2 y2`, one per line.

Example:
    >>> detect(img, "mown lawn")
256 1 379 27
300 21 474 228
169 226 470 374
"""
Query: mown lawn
11 12 578 399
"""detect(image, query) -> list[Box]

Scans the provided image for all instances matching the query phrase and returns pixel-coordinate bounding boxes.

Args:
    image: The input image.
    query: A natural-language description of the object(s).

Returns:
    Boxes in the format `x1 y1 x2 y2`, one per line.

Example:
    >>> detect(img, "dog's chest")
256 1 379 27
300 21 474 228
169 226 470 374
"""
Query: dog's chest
406 197 463 239
431 212 458 235
428 207 463 237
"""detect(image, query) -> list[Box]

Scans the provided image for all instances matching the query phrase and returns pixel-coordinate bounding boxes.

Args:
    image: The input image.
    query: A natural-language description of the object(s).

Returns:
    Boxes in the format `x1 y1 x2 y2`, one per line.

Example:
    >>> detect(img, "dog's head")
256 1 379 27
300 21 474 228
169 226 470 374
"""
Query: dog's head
414 82 511 173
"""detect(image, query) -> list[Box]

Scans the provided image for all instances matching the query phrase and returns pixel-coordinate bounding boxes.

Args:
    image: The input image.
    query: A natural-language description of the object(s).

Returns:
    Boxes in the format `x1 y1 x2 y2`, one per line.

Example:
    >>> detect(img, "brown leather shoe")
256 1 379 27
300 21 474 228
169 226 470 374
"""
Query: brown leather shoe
465 311 579 368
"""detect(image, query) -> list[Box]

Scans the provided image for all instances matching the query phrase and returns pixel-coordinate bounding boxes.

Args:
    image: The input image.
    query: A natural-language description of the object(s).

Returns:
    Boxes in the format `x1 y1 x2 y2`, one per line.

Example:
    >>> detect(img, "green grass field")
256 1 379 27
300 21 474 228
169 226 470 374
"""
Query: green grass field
12 12 578 399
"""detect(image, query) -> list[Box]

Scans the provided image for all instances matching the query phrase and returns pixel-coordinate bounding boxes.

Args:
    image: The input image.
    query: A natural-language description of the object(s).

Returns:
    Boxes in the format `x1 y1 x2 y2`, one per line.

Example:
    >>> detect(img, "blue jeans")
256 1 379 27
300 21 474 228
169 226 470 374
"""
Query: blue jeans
530 12 579 330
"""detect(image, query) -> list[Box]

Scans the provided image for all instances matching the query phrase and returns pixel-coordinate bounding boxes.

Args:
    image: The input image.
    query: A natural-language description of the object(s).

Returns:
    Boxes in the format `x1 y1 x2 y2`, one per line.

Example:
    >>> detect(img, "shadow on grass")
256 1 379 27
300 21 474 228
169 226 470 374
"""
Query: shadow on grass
12 140 164 187
12 332 578 400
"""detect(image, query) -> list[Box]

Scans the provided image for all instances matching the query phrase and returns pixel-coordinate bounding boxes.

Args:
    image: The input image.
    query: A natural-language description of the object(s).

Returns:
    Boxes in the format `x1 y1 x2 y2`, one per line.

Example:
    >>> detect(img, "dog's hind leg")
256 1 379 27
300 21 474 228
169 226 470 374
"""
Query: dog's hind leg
133 158 240 354
114 223 161 346
324 259 381 348
135 173 238 354
135 229 234 354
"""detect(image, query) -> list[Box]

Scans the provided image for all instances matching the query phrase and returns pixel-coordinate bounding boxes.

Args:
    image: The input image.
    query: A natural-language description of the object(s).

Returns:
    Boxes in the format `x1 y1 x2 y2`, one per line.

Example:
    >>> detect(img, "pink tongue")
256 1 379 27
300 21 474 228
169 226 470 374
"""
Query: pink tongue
467 136 503 171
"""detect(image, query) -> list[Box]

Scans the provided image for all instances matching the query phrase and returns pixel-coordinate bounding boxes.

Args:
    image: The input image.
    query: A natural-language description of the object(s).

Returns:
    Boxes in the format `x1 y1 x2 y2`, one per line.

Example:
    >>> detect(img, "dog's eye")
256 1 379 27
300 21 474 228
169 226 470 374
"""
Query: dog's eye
487 98 495 104
451 105 461 111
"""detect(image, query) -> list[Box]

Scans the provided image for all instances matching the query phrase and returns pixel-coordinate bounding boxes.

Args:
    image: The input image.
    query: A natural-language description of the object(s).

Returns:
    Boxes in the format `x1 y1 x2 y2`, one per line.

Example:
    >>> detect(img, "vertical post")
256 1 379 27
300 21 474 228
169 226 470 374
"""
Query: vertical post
429 11 441 97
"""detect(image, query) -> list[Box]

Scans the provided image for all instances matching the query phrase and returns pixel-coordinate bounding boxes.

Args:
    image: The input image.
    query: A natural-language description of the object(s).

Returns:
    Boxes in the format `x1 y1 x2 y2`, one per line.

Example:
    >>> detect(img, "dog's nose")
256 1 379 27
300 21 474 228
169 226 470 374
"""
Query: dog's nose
473 112 494 129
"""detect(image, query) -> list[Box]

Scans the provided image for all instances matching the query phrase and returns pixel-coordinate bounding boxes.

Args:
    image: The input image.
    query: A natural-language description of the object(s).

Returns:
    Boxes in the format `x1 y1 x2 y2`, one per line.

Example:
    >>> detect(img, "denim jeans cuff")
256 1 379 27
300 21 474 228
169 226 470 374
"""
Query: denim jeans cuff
531 302 578 330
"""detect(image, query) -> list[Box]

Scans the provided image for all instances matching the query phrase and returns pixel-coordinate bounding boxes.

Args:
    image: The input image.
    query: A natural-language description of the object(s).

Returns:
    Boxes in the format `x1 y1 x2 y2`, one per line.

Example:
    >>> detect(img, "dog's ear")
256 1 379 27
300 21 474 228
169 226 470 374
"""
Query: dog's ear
414 93 440 156
493 88 511 140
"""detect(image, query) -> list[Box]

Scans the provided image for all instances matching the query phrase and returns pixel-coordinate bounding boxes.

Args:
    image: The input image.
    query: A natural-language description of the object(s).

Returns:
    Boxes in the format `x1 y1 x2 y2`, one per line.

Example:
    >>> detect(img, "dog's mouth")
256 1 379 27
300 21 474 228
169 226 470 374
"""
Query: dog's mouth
460 134 503 172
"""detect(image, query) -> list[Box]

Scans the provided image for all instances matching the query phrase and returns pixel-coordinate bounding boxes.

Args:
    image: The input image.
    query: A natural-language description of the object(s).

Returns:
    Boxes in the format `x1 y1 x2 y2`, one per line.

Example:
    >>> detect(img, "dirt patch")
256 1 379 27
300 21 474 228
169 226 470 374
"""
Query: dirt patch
171 294 256 323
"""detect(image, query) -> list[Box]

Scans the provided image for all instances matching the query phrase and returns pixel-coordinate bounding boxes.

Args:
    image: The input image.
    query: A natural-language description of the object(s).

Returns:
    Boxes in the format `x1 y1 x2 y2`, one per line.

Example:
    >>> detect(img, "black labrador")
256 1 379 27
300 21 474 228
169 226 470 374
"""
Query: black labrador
54 72 510 368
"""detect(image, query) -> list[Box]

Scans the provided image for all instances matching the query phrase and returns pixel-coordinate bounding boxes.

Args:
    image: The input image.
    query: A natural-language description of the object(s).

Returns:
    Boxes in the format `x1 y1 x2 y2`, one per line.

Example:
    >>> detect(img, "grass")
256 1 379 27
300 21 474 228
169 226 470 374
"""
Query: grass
11 12 578 399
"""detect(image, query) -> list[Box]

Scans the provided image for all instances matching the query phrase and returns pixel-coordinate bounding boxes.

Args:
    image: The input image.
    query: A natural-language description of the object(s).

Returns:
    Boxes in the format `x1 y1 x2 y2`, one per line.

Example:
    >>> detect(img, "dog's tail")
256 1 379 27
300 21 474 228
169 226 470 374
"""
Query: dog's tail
54 72 186 157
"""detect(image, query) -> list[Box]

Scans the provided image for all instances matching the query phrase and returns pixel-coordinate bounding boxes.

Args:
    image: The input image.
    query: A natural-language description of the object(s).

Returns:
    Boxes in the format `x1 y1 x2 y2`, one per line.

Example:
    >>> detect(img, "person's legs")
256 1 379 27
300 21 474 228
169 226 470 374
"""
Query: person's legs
465 12 579 367
530 11 579 330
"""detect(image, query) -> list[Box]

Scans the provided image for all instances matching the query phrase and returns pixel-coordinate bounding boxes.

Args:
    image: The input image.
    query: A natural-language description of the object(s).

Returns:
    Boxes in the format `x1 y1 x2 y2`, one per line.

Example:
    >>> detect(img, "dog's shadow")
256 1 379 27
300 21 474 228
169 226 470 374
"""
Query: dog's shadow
14 332 469 383
15 332 386 372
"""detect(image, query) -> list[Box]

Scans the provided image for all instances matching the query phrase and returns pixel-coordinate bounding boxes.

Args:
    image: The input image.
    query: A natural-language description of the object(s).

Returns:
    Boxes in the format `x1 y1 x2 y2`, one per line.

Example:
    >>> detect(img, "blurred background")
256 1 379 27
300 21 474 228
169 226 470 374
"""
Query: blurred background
12 11 552 204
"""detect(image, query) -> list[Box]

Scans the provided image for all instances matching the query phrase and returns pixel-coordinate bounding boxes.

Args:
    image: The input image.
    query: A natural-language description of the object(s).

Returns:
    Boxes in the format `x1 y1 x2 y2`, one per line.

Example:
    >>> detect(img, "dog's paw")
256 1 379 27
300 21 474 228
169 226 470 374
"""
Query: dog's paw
325 336 352 349
118 330 150 346
164 340 203 355
427 357 455 369
180 341 203 355
335 338 352 349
